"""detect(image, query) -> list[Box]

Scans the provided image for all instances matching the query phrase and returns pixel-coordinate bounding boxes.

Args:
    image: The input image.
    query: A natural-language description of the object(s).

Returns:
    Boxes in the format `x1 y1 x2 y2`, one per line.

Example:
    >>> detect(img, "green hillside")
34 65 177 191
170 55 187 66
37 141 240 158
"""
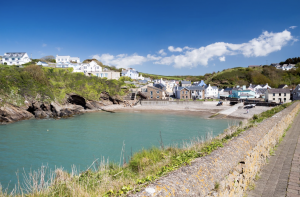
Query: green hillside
0 65 127 106
140 63 300 88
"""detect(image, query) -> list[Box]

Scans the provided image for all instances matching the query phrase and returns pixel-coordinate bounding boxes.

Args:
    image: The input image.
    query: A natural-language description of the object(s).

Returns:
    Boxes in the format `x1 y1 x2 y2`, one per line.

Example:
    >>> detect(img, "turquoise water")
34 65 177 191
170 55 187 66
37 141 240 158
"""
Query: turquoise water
0 111 236 191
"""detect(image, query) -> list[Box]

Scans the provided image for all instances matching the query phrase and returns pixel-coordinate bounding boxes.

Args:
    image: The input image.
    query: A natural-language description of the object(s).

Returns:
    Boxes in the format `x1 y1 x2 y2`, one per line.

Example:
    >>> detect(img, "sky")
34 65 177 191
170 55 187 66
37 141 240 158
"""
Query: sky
1 0 300 76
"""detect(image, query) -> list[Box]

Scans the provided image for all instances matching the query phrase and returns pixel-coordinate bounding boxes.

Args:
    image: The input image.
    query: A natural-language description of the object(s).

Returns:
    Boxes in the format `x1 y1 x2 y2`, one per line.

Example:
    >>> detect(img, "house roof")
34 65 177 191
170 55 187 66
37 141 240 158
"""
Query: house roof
186 86 205 91
148 86 163 91
181 81 191 84
278 84 288 89
256 88 268 94
267 89 290 94
224 88 233 92
239 93 253 97
154 83 166 90
3 52 26 58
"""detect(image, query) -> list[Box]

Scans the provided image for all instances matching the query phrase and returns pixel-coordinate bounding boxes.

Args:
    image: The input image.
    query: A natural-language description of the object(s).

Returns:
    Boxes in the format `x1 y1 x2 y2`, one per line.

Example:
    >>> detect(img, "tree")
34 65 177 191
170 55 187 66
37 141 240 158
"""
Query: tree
179 81 182 87
41 55 56 63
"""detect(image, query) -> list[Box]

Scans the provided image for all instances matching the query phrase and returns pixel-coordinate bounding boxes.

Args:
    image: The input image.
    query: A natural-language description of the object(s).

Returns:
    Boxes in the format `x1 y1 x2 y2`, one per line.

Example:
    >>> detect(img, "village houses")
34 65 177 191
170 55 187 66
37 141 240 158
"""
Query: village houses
1 52 31 65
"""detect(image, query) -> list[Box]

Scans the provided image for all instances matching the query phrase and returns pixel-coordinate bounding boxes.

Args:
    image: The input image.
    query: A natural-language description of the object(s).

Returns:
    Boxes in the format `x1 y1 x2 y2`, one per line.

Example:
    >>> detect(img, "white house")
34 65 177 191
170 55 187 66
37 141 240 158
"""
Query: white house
121 68 139 79
205 84 218 98
36 61 49 66
56 55 80 63
2 52 31 65
72 61 102 73
272 63 296 71
137 74 144 80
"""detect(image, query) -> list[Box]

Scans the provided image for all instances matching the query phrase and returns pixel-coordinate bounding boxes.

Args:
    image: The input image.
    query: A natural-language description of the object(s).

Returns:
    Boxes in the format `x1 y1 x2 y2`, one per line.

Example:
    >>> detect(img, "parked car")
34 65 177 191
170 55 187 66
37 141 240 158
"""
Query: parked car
244 104 256 109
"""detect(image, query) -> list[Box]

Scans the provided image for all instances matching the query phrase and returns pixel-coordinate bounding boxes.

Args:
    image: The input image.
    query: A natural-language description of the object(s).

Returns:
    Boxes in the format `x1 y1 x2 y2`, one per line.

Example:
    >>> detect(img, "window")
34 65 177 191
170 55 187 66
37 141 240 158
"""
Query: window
84 66 87 69
284 98 286 102
182 96 184 99
186 96 188 98
156 91 159 94
150 96 153 99
96 74 99 77
100 73 103 77
186 91 188 94
157 96 159 99
105 73 108 77
5 58 8 60
96 67 99 69
273 98 275 100
150 91 153 95
18 58 20 60
12 58 15 60
273 93 275 96
279 93 281 96
284 93 286 96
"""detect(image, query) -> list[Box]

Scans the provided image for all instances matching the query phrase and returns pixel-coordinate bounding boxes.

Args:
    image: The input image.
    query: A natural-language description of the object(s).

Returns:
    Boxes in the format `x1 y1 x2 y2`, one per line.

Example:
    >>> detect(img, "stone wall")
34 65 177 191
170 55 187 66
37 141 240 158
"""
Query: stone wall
132 102 300 197
141 101 230 106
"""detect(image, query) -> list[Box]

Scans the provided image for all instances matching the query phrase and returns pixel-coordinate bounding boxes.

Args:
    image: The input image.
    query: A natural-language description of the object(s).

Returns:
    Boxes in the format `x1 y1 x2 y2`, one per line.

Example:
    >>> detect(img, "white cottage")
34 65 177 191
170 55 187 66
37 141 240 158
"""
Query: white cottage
56 55 80 63
2 52 31 65
205 84 218 98
121 68 139 79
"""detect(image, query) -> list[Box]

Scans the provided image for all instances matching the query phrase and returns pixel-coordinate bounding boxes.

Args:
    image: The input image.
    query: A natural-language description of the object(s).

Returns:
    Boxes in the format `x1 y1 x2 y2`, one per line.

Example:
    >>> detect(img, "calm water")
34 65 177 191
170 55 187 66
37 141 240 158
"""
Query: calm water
0 111 236 191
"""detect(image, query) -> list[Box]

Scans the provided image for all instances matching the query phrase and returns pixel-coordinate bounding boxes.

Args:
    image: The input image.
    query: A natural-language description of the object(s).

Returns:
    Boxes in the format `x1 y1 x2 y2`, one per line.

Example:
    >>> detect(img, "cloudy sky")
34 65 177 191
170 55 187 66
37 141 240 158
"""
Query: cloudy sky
1 0 299 75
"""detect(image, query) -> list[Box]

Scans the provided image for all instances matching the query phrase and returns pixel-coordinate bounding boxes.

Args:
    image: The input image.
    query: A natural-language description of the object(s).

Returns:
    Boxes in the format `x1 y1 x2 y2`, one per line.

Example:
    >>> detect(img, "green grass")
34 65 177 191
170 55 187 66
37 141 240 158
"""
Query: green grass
0 65 127 106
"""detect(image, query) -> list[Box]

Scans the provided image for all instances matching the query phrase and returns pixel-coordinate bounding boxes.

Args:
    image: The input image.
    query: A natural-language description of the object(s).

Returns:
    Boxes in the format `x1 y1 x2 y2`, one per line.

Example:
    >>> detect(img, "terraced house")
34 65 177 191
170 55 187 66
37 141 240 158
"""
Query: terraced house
146 86 165 100
265 88 291 103
2 52 31 65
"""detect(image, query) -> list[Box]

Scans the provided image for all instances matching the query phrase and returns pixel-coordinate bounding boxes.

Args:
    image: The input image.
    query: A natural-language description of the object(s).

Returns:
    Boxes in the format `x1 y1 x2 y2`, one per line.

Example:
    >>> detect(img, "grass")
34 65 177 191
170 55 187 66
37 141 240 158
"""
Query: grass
1 102 297 197
0 65 127 106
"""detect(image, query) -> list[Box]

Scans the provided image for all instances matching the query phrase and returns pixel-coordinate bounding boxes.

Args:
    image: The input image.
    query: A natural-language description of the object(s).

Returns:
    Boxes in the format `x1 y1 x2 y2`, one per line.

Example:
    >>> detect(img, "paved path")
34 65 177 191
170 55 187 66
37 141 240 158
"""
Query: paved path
247 112 300 197
218 103 243 115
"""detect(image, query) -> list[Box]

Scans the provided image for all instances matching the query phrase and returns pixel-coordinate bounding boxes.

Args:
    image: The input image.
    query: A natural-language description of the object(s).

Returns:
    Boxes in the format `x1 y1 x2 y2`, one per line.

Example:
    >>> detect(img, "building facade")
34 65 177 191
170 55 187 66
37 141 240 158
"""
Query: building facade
146 86 164 100
2 52 31 65
265 89 291 103
292 84 300 101
56 55 80 63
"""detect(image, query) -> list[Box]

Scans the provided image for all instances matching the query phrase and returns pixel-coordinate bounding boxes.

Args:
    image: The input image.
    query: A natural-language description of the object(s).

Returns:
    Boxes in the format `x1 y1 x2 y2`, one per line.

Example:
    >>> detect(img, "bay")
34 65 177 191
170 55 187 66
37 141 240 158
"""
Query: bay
0 111 236 191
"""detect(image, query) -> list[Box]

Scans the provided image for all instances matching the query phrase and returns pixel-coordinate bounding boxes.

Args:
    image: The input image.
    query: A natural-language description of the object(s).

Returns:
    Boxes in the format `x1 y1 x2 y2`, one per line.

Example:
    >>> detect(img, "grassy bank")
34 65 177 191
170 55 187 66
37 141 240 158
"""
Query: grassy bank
0 102 294 197
0 65 126 106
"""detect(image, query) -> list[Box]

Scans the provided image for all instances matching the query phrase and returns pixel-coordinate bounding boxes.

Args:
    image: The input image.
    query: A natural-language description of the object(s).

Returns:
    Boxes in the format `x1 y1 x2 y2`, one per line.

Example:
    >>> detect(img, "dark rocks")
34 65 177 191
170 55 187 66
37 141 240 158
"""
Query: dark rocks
0 92 122 124
0 104 34 124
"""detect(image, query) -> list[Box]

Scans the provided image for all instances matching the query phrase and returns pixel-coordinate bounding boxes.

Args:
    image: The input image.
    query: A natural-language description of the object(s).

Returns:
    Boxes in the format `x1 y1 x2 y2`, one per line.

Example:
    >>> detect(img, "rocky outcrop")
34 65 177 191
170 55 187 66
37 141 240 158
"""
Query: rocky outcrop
0 92 123 124
0 104 34 124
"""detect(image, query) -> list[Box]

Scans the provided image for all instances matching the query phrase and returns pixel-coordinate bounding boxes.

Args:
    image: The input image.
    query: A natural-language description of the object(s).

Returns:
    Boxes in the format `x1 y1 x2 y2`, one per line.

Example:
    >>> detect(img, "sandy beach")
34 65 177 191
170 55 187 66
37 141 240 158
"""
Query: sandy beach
101 102 273 119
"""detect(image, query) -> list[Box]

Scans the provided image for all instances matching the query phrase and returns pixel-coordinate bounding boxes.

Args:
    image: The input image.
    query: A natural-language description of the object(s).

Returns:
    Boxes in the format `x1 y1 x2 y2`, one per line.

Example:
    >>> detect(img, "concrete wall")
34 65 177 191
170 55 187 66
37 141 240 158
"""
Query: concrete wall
140 100 228 106
133 102 300 197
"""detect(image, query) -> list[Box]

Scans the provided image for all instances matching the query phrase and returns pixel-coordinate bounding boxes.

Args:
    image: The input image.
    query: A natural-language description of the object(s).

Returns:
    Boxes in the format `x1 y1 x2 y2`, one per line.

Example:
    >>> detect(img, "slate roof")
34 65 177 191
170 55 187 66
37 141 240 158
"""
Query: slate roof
239 93 253 97
186 86 205 91
278 84 288 89
148 86 164 91
256 88 268 95
3 52 26 58
154 83 166 90
224 88 233 92
181 81 191 84
211 86 218 89
267 89 290 94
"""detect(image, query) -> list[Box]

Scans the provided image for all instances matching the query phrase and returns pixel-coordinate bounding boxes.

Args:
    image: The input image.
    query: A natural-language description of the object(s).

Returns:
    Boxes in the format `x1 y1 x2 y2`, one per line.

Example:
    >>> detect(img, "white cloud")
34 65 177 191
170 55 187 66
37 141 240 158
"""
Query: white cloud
56 47 61 51
42 43 47 47
155 30 295 68
168 46 183 52
219 56 225 62
92 53 148 68
289 26 297 29
91 29 295 69
158 49 167 56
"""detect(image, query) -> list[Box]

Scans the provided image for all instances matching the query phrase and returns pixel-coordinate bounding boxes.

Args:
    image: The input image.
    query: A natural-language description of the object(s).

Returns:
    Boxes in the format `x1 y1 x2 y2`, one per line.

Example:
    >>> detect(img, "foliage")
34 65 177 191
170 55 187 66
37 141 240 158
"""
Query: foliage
280 57 300 65
0 65 126 105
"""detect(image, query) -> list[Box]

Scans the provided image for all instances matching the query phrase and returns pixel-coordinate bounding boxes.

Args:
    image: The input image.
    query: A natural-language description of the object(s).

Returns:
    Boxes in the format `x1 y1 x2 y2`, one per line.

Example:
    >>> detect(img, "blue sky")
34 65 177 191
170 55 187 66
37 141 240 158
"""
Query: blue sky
1 0 299 75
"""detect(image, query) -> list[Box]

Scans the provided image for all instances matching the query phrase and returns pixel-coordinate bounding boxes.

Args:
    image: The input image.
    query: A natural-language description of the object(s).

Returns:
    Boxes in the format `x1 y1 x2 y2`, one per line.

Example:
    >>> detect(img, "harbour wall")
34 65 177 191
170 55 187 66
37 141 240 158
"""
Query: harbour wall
133 102 300 197
140 100 229 106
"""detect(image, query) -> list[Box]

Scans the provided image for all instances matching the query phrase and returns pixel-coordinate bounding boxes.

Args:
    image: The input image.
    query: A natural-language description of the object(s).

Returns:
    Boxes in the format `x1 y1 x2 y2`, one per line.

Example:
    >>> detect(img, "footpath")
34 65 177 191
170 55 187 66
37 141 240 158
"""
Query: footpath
247 111 300 197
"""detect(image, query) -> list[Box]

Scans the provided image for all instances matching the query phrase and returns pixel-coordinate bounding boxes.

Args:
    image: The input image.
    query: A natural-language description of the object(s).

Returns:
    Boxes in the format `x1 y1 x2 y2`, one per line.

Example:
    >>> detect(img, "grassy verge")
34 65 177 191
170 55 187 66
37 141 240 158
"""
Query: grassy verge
1 102 296 197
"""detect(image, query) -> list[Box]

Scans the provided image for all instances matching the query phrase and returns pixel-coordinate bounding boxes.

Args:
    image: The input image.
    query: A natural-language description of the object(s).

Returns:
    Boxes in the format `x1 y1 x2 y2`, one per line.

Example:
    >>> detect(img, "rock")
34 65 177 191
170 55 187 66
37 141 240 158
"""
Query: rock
0 104 34 124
